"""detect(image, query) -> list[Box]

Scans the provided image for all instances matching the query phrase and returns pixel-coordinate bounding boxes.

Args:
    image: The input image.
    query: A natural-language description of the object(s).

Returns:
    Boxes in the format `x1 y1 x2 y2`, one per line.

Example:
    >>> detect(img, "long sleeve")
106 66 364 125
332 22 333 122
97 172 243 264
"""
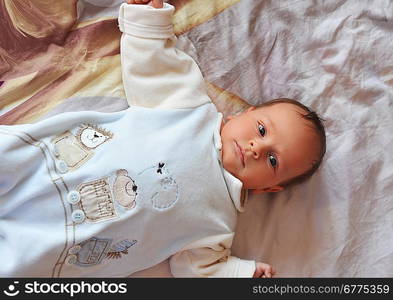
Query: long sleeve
118 3 211 109
169 233 256 277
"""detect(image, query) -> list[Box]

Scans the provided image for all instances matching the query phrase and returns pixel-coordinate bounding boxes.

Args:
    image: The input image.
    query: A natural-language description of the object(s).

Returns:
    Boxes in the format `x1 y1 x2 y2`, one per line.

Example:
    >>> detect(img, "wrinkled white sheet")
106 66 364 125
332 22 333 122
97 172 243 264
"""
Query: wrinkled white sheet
184 0 393 277
134 0 393 277
40 0 393 277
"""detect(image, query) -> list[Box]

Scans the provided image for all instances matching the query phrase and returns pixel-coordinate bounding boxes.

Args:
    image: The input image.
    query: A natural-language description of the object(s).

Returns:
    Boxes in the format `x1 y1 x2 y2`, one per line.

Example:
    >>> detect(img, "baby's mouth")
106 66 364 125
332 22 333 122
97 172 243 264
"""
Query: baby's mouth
235 141 245 167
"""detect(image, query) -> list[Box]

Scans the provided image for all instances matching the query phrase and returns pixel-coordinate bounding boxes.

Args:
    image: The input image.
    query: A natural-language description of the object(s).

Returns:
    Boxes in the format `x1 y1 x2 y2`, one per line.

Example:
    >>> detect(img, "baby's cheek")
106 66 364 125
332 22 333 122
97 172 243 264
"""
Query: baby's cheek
244 166 269 189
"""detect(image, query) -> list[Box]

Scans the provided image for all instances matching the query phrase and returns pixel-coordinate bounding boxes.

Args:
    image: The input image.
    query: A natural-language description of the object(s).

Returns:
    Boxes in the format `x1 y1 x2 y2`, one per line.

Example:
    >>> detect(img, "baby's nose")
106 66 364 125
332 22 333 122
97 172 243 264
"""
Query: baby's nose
249 140 261 159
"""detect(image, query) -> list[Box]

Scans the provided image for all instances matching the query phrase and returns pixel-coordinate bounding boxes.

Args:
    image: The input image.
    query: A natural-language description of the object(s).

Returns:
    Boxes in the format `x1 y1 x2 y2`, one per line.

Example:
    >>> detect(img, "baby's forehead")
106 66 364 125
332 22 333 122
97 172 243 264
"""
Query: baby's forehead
257 102 307 114
256 103 320 142
255 103 310 124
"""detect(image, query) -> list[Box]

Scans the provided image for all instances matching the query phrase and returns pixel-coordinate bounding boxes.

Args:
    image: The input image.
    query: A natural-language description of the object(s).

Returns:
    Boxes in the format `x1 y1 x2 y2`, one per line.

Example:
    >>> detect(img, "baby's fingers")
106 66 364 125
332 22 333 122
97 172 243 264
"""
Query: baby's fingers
127 0 149 4
149 0 164 8
264 266 275 278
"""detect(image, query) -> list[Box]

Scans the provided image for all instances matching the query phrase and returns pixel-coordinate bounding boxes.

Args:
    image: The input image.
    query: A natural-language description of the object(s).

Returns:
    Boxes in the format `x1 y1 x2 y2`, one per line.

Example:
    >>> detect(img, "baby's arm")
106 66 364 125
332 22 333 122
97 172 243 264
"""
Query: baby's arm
169 233 275 277
118 1 210 109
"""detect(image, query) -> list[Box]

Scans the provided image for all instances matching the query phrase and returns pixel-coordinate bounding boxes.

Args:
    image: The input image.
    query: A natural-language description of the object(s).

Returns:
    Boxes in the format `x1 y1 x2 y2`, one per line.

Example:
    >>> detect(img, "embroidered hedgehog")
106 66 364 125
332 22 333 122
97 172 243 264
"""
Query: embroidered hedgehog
77 124 113 149
51 123 113 171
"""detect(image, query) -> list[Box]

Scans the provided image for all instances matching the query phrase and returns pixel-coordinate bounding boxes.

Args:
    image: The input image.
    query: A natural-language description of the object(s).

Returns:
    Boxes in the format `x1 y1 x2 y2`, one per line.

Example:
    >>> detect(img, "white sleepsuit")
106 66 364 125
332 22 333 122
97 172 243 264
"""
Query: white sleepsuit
0 3 256 277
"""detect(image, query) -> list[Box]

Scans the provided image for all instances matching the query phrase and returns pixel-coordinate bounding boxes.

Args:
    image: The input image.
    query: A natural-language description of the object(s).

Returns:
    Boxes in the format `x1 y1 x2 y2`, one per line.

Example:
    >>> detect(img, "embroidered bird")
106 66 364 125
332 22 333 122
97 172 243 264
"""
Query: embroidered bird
138 162 179 210
157 163 165 174
106 239 137 259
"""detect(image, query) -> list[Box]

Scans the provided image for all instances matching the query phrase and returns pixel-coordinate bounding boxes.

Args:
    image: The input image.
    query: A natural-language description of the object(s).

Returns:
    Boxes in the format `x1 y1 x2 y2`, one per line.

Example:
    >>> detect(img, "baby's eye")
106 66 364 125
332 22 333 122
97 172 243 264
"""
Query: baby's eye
268 154 278 168
258 123 266 136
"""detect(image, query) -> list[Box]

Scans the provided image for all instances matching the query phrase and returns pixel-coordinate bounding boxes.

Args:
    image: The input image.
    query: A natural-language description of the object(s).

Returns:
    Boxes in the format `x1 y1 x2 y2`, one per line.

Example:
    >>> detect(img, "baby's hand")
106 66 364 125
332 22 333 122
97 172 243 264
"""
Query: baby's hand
126 0 163 8
253 262 276 278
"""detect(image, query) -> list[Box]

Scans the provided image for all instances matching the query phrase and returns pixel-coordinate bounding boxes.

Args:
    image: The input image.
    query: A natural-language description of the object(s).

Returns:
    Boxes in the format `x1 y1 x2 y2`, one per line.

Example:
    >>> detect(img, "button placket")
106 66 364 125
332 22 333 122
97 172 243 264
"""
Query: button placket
65 254 77 265
52 144 60 157
71 210 85 224
56 160 68 174
68 245 82 255
67 191 81 205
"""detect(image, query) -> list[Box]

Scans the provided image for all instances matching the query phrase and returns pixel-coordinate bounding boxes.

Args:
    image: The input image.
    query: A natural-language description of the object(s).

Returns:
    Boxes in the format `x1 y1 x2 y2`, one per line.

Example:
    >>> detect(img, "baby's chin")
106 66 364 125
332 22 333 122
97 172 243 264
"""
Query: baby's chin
221 153 243 180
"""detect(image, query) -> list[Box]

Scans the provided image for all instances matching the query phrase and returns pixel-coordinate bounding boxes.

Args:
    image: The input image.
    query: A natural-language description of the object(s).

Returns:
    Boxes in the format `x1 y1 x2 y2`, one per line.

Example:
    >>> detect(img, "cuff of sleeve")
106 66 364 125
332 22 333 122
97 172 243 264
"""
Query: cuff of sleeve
118 3 175 38
226 257 256 278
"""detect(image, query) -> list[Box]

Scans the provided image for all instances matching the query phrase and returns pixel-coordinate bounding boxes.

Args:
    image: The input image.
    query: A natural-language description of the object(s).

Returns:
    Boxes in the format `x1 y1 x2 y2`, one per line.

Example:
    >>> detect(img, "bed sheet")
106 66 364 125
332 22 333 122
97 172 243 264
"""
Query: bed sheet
1 0 392 277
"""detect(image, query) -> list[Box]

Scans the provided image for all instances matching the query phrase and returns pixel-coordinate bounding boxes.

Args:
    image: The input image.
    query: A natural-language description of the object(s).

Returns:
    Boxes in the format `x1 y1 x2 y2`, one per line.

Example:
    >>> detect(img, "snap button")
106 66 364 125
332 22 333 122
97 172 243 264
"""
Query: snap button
56 160 68 174
68 245 82 255
65 254 77 265
71 210 85 223
67 191 81 205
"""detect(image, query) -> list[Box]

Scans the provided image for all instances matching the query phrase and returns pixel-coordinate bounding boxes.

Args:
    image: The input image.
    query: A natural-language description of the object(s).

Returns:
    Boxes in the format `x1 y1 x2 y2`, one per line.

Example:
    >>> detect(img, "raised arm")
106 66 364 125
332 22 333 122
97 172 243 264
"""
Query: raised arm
118 1 211 109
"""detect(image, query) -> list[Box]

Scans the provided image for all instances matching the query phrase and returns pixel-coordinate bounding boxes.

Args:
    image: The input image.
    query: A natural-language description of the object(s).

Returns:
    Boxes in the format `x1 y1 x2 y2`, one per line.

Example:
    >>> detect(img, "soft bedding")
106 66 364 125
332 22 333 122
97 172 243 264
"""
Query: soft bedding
1 0 392 277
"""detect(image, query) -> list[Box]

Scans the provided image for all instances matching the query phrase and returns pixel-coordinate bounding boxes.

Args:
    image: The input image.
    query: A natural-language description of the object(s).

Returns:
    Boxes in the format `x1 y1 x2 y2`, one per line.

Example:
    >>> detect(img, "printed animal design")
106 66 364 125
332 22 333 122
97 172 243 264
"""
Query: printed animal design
138 162 179 210
113 169 138 210
77 124 113 149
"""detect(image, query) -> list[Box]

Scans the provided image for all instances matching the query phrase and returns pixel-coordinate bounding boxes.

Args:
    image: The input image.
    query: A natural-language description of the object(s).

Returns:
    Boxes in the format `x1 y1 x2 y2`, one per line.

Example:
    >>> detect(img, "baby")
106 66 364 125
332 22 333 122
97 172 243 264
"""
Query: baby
0 0 326 278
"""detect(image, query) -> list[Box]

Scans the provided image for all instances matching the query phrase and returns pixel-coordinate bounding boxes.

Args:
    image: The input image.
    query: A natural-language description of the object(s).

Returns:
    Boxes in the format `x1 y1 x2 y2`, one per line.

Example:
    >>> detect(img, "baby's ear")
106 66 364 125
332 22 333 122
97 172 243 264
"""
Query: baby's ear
246 106 256 112
226 115 235 121
252 186 284 195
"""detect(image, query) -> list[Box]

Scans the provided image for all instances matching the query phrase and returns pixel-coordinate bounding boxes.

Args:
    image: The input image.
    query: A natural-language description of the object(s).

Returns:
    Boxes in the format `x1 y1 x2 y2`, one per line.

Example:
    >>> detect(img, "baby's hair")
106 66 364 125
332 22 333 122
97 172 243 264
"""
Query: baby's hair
255 98 326 187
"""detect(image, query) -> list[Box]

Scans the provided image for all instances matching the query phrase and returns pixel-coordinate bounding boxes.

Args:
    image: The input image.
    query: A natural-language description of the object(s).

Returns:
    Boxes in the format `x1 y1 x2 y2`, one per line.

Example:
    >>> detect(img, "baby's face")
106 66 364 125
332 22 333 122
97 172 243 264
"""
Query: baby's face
220 103 320 192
